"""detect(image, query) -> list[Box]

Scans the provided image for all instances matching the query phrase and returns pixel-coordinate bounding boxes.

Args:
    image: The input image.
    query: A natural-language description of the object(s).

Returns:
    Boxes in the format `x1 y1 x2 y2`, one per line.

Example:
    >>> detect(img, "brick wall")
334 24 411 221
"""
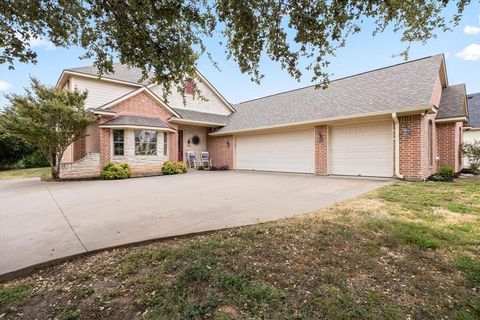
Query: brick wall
398 115 423 180
99 127 111 168
314 125 328 174
437 121 463 172
98 91 180 168
73 136 86 161
207 135 234 169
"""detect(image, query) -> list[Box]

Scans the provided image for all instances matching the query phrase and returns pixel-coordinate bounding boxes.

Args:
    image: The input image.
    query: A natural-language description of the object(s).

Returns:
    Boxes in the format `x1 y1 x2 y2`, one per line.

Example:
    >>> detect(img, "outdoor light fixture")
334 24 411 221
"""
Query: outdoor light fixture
226 139 230 148
316 132 323 143
402 126 410 137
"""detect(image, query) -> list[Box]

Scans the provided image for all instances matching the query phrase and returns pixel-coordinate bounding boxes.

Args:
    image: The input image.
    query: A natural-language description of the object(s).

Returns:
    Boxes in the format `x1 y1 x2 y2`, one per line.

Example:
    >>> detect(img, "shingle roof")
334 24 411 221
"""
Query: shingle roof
100 115 173 129
172 108 228 125
436 84 467 119
67 64 152 85
217 54 444 133
467 93 480 128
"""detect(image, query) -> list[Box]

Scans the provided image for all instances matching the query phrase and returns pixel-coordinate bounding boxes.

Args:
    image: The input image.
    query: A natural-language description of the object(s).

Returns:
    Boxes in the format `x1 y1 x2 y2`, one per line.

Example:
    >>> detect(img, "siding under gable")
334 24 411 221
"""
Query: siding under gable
71 76 138 109
150 79 232 116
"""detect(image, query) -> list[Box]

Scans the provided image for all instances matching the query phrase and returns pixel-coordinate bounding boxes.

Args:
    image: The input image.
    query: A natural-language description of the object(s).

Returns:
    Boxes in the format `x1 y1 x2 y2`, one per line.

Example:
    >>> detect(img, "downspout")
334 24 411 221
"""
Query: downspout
392 113 404 179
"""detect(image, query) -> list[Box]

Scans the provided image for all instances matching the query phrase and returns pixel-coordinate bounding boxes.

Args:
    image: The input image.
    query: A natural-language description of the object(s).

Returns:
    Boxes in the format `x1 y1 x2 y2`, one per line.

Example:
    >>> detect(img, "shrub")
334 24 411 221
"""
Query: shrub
462 141 480 173
435 165 455 182
101 162 131 180
162 161 187 175
197 165 205 170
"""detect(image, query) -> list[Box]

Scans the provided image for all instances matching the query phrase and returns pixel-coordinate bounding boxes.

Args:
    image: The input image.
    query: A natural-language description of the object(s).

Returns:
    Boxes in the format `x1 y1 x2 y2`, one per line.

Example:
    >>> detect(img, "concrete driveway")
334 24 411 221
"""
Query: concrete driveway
0 171 391 276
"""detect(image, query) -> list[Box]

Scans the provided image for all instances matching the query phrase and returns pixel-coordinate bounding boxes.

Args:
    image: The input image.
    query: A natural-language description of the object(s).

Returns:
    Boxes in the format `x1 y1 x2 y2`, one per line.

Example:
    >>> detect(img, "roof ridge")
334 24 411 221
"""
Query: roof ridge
236 54 443 106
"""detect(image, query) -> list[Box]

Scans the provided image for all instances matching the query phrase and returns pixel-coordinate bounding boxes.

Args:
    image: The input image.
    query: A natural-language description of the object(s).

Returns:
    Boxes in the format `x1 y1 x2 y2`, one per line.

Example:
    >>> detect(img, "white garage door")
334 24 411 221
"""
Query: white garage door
236 129 315 173
330 121 393 177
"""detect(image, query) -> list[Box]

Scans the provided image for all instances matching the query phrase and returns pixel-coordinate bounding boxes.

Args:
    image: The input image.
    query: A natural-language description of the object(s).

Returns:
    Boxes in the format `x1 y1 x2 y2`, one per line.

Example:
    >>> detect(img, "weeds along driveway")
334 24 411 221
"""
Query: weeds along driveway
0 171 391 276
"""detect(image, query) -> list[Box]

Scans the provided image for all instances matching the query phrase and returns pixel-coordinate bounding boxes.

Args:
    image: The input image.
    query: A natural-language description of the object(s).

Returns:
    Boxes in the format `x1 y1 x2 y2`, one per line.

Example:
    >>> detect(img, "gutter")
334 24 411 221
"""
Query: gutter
169 118 226 127
210 105 435 136
392 112 404 179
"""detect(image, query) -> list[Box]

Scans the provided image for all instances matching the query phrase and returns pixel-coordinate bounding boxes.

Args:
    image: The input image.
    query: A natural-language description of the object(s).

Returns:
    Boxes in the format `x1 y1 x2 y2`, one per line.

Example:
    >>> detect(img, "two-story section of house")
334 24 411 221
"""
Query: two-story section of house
57 64 235 178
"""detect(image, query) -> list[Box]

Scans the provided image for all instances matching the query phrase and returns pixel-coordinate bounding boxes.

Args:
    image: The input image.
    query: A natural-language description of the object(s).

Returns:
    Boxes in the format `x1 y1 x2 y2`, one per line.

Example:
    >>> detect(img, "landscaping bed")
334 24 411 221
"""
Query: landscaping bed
1 177 479 319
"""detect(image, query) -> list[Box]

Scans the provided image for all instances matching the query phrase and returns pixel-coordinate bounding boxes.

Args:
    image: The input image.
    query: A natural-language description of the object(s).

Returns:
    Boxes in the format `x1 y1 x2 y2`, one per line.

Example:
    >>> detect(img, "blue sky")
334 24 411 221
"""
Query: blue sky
1 2 480 108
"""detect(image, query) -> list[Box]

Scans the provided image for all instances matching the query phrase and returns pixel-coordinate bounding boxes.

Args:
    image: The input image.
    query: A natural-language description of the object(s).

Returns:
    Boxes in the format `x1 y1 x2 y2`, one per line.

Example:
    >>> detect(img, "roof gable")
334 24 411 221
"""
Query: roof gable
58 63 235 113
467 93 480 128
97 87 180 118
437 84 468 120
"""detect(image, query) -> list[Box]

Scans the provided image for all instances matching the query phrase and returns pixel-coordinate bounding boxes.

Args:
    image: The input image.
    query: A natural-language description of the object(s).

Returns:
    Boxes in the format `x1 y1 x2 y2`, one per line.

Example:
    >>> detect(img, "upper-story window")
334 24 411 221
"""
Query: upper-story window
184 78 194 95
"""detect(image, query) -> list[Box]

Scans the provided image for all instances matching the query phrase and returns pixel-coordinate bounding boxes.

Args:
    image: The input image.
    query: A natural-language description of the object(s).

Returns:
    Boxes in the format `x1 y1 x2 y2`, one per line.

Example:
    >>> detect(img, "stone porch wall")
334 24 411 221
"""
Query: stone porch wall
60 153 100 179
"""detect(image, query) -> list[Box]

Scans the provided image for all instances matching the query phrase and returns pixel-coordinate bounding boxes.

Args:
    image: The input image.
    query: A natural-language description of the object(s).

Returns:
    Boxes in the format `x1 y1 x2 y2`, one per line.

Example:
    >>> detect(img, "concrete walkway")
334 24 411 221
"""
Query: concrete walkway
0 171 391 277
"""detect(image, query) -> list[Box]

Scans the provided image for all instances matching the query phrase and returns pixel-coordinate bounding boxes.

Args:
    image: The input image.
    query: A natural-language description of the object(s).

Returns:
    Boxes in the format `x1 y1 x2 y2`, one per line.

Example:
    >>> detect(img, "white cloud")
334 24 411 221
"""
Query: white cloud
15 32 55 50
464 25 480 35
455 43 480 61
29 37 55 50
0 80 12 91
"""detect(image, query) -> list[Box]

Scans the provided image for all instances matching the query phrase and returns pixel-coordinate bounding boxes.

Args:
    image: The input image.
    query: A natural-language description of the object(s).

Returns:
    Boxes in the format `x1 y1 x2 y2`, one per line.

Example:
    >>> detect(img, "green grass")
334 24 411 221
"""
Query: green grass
0 167 50 179
1 176 479 319
0 281 34 313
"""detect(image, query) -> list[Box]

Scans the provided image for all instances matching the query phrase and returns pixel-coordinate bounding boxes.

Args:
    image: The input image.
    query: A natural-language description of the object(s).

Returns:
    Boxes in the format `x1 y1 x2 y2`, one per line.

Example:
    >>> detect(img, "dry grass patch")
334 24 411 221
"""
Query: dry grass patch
0 176 479 319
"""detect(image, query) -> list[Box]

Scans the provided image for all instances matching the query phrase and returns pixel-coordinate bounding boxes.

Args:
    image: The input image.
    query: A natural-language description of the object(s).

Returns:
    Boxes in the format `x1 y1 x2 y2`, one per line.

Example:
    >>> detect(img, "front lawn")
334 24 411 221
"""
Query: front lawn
1 177 479 319
0 167 50 180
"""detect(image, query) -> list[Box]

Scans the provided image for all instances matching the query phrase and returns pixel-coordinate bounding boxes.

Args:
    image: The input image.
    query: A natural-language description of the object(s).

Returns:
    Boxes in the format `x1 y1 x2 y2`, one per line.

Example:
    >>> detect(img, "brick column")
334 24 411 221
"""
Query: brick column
207 135 234 169
399 115 422 180
315 125 328 174
437 122 463 172
99 128 111 168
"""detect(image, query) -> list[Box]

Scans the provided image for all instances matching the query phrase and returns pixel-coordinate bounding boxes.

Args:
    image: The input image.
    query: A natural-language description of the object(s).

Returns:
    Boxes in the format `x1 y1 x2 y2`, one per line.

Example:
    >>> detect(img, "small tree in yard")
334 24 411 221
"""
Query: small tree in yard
462 141 480 173
0 78 95 179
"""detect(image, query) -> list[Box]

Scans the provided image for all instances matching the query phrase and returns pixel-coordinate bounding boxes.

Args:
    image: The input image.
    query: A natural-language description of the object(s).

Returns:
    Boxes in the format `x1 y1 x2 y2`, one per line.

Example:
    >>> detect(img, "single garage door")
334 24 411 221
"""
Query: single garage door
236 129 315 173
330 121 393 177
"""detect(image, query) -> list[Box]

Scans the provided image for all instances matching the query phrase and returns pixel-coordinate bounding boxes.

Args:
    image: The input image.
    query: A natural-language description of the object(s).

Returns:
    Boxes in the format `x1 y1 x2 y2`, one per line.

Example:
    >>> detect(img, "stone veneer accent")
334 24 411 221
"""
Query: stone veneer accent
60 153 100 179
314 125 328 174
99 91 179 168
207 135 234 168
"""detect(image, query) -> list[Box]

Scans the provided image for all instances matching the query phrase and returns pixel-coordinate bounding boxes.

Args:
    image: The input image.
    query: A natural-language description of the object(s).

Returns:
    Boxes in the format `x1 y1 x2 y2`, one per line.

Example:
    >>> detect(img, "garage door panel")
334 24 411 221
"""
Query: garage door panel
236 129 314 173
330 122 393 177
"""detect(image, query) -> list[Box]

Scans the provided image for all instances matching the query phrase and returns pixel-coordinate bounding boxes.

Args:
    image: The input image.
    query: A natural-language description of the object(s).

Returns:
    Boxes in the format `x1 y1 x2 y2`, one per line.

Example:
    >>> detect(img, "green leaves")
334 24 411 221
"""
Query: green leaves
0 0 472 89
0 77 95 178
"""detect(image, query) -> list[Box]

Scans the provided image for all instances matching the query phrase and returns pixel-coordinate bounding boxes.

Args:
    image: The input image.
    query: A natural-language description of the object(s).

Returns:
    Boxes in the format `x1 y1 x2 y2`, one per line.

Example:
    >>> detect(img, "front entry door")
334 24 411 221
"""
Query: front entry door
178 130 184 161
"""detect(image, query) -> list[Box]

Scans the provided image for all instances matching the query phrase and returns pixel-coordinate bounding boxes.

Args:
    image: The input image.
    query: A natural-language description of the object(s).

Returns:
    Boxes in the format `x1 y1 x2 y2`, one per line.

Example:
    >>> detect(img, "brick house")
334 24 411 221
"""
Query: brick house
58 54 468 180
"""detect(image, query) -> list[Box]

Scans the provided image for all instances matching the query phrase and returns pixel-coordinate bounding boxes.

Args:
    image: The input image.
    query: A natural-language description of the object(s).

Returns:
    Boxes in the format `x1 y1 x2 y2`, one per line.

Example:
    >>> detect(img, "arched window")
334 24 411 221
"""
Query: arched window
428 120 433 166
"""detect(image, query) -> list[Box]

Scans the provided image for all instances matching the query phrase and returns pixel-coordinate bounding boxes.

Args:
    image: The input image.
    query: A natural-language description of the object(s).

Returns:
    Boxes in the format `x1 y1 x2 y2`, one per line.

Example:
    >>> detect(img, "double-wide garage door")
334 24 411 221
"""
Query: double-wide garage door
235 121 393 177
236 129 315 173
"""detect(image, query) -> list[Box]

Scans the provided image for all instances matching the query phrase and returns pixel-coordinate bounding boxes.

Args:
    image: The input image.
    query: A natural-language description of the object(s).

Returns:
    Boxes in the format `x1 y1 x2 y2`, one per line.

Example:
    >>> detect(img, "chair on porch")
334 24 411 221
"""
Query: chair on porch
186 150 201 168
200 151 212 168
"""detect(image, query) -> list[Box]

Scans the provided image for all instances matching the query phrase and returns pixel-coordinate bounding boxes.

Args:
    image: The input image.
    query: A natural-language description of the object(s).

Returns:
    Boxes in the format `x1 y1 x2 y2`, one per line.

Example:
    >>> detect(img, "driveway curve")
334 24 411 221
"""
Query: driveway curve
0 171 391 277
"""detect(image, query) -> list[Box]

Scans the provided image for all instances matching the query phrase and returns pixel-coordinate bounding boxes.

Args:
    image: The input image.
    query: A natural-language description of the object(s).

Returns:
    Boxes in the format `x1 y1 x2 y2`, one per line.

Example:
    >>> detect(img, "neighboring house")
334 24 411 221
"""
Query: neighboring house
463 93 480 167
58 53 468 180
